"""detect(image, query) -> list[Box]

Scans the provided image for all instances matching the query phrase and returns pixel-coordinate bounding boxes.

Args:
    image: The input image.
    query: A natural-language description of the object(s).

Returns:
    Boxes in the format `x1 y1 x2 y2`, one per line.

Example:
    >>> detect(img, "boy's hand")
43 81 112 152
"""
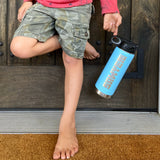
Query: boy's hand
18 2 33 22
103 13 122 36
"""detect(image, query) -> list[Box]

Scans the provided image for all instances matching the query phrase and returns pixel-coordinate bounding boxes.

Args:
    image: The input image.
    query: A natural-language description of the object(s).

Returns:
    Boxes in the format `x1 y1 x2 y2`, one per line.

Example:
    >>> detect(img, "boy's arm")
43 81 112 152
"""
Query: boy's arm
100 0 122 35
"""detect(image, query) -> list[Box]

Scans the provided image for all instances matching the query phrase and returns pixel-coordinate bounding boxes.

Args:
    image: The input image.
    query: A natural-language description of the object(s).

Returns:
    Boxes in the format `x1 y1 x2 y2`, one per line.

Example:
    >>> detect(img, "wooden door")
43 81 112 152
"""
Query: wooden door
0 0 159 111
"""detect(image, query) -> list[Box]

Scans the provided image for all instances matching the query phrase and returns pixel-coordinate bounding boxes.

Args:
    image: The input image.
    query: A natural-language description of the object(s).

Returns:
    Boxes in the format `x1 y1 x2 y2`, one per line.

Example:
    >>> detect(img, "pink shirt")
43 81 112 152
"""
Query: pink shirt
24 0 119 14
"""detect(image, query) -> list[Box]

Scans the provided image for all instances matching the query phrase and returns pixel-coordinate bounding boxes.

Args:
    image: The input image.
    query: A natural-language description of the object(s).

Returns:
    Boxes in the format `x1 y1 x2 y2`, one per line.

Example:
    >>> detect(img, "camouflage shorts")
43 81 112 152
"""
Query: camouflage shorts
13 2 92 59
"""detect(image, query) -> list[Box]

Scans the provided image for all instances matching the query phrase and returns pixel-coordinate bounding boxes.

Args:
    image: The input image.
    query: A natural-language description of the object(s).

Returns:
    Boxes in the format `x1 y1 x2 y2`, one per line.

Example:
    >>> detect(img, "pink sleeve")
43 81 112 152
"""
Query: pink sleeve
100 0 119 14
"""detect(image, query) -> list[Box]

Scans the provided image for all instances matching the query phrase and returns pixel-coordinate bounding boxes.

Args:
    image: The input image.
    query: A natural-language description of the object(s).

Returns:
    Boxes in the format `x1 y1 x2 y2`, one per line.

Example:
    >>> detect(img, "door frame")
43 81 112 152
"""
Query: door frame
158 16 160 114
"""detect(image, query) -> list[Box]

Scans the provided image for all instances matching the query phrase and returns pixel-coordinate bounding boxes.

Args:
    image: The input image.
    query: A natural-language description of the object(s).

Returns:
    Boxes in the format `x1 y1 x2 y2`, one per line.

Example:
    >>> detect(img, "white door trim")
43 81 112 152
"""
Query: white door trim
0 111 160 134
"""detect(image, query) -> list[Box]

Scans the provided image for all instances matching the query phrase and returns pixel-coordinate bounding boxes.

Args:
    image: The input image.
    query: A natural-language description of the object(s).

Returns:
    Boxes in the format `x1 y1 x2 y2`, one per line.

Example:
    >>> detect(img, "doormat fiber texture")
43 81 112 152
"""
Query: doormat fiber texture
0 134 160 160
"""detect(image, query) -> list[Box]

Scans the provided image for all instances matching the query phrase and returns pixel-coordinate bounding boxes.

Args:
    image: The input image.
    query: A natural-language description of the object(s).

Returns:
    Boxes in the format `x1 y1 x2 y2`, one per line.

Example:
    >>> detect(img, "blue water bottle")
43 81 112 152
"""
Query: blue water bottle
95 36 138 98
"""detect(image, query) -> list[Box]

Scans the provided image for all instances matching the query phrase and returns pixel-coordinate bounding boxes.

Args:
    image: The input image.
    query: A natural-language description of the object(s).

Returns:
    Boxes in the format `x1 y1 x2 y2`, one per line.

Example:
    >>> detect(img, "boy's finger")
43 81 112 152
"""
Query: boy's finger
17 15 22 22
116 18 122 27
111 24 116 33
107 22 114 32
103 23 109 30
113 27 118 36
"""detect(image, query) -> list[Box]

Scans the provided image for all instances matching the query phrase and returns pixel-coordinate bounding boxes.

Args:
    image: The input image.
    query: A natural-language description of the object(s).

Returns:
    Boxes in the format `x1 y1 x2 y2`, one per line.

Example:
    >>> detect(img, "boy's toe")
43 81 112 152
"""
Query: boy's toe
61 150 66 159
70 146 78 157
53 151 60 159
74 146 79 153
66 149 71 159
71 148 75 157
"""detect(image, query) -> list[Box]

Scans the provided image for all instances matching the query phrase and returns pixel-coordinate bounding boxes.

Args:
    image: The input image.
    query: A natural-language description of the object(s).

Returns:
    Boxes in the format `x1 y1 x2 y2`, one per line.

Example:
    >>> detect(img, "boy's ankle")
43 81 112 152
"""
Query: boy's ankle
62 111 75 120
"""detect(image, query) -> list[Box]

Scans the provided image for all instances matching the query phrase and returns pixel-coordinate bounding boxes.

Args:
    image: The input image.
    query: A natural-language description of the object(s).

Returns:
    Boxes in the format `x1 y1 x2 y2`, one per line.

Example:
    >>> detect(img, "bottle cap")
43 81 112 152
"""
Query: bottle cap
110 36 138 54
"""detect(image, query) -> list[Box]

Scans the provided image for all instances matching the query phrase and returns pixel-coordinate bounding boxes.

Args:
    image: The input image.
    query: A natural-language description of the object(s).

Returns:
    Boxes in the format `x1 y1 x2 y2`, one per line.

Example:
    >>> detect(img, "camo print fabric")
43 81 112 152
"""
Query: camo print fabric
13 2 92 59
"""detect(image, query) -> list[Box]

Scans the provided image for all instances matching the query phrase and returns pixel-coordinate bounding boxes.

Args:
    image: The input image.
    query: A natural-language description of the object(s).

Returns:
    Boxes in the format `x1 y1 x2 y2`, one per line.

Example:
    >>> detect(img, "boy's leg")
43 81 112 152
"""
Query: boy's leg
53 51 82 159
10 35 99 59
10 35 61 59
53 3 94 159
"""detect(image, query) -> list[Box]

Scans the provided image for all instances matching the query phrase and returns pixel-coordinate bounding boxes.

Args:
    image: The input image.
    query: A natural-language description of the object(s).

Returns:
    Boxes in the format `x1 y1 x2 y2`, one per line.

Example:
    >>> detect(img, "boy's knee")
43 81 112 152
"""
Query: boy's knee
63 52 81 66
10 38 32 59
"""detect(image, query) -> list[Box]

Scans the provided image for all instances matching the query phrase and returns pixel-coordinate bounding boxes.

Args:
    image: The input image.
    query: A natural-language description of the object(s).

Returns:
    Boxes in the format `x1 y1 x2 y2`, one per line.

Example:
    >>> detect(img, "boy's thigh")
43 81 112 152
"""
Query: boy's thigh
13 3 56 42
11 36 38 49
55 4 92 59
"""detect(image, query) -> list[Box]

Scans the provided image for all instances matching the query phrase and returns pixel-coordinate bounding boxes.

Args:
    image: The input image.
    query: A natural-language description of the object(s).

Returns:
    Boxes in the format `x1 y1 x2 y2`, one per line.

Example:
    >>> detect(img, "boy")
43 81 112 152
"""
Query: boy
10 0 122 159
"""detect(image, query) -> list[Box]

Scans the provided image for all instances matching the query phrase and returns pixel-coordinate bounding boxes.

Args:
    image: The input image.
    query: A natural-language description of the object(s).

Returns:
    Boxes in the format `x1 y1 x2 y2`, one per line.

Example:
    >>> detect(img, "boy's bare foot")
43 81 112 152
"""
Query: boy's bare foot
84 42 100 60
53 115 78 159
